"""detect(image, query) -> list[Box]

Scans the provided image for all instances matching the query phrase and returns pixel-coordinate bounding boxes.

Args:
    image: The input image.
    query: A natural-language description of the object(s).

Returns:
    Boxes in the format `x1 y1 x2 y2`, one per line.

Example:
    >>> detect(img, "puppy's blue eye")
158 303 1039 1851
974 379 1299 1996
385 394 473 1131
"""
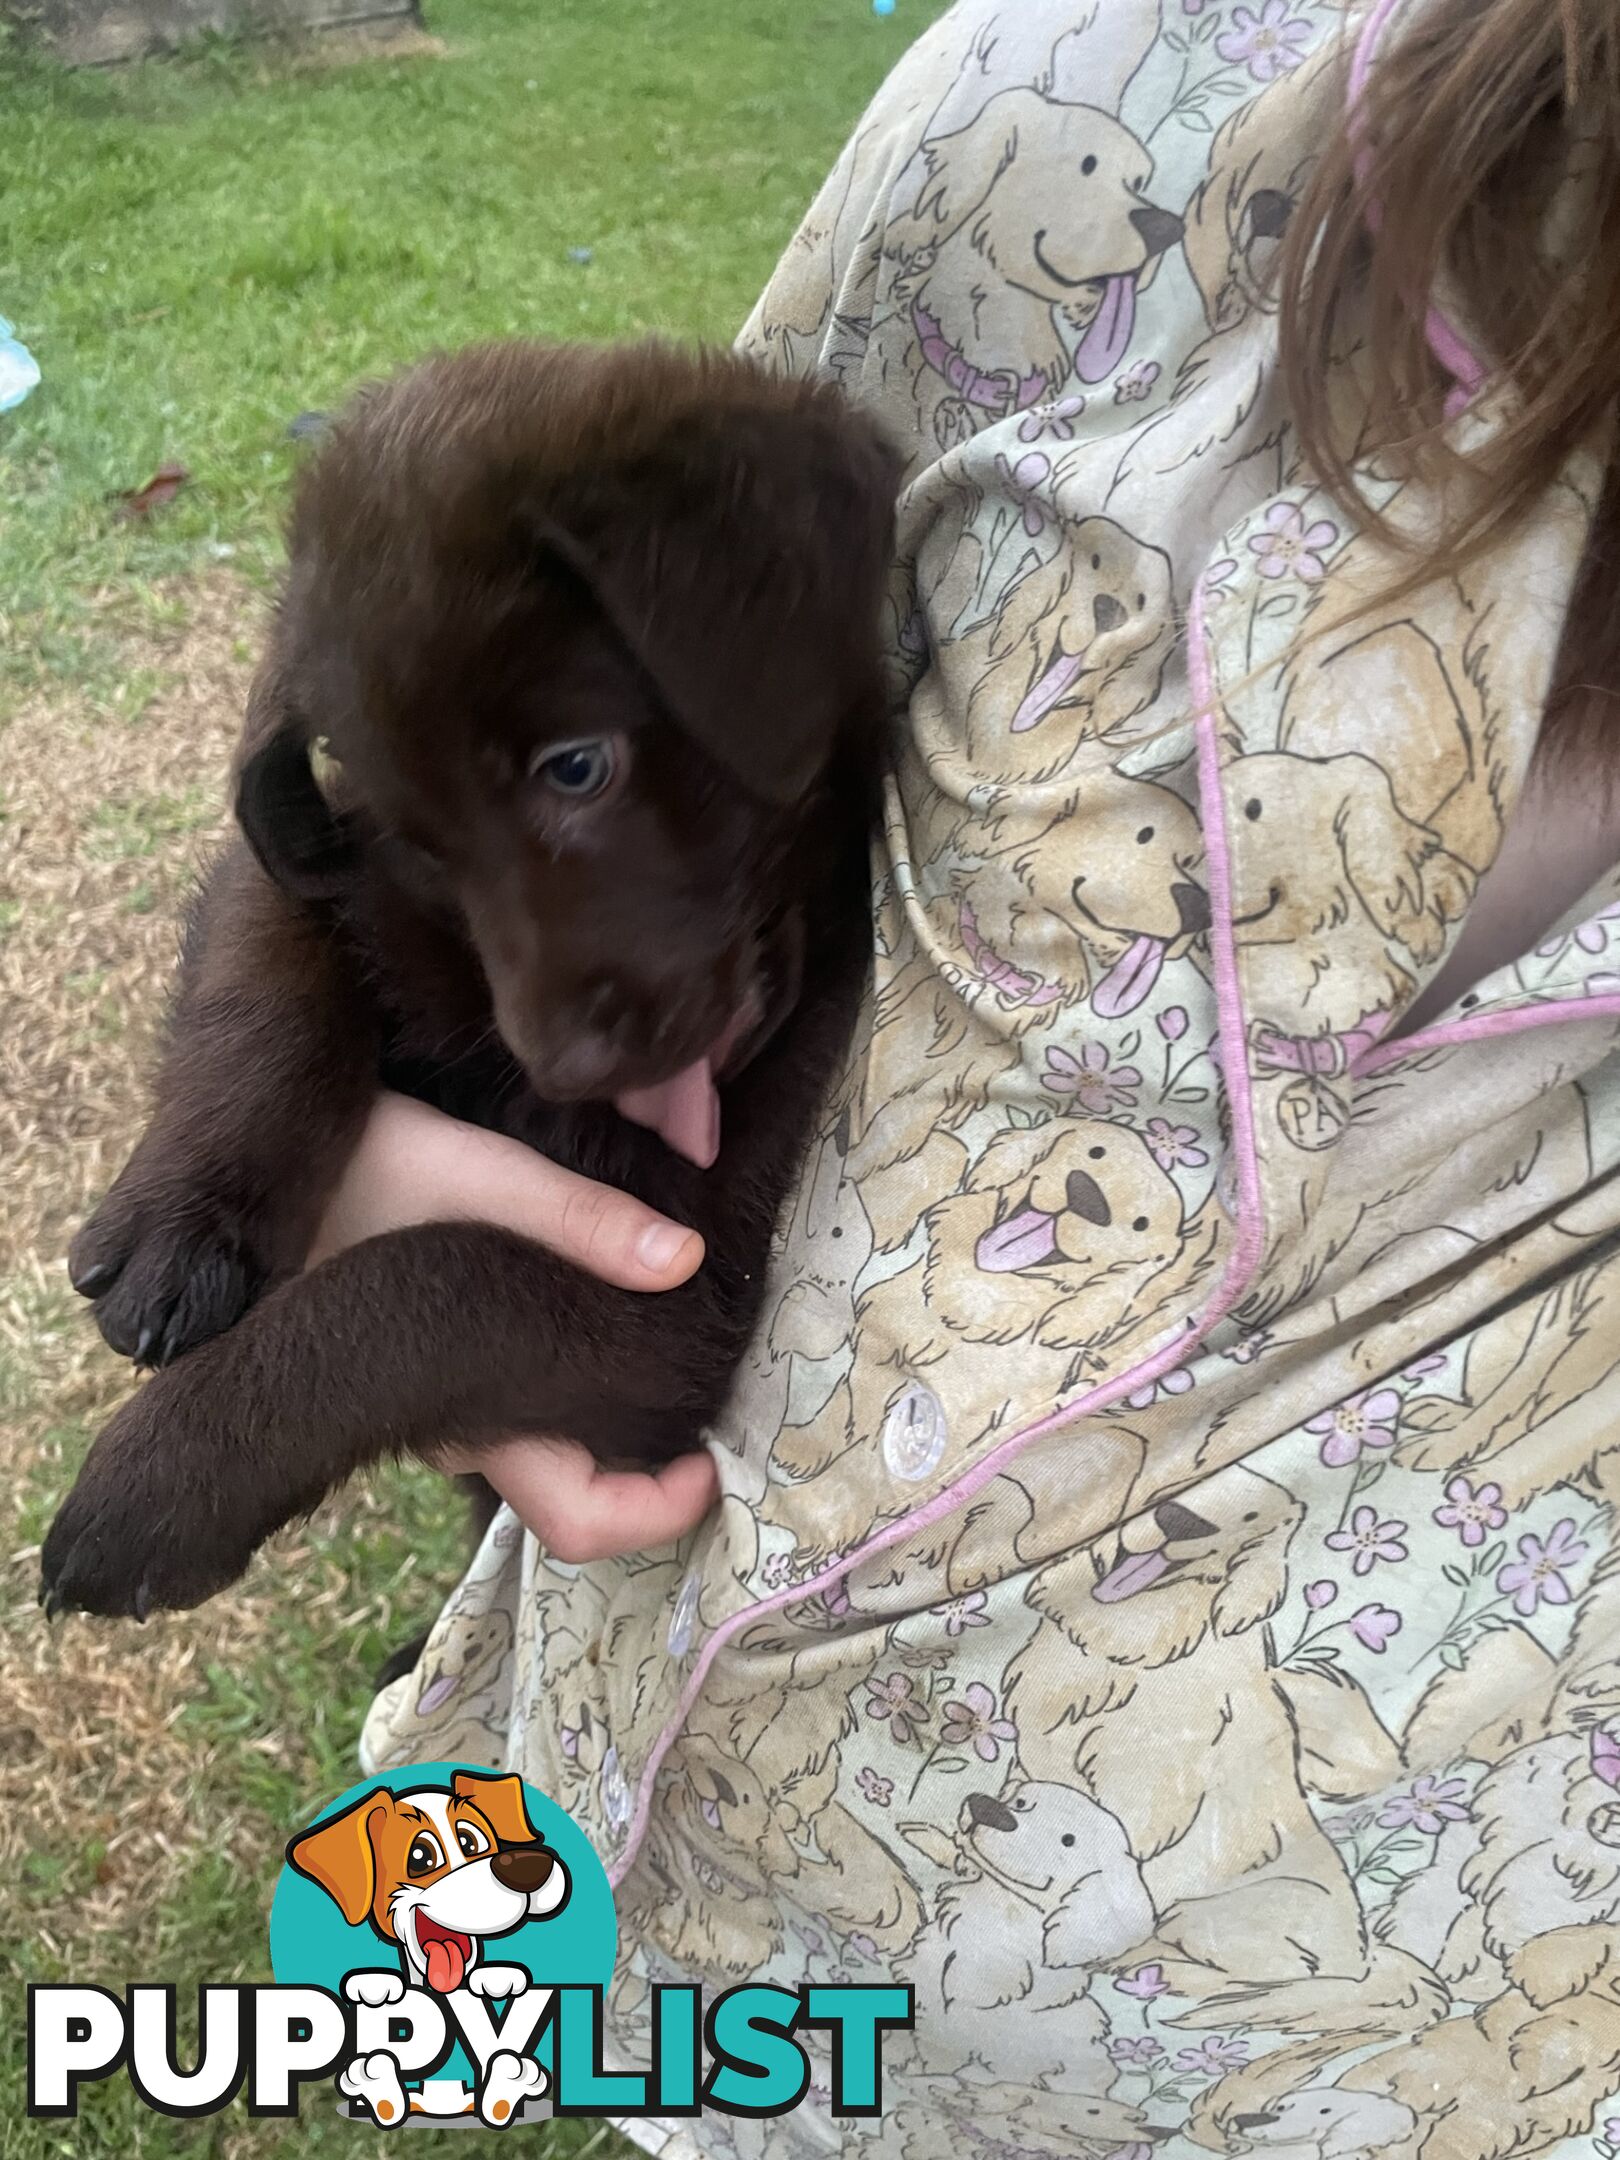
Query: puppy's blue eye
531 739 616 798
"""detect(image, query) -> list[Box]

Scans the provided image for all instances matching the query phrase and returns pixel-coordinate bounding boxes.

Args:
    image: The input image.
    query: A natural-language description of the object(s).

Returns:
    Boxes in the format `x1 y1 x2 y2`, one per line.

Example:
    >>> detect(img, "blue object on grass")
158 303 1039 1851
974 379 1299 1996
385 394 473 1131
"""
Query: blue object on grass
873 0 896 15
0 316 40 413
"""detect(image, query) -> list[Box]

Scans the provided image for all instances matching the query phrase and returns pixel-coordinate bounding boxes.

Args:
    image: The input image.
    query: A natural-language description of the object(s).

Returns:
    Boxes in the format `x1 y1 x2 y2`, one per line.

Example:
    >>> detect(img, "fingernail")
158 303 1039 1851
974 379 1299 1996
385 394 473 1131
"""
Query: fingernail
638 1223 695 1275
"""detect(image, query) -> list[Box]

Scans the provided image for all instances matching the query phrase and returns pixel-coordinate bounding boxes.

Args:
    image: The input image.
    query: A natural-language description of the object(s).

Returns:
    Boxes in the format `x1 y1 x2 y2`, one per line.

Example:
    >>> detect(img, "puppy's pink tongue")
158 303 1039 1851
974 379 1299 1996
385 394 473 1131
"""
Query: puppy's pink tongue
615 1058 721 1170
1075 272 1137 383
425 1937 465 1993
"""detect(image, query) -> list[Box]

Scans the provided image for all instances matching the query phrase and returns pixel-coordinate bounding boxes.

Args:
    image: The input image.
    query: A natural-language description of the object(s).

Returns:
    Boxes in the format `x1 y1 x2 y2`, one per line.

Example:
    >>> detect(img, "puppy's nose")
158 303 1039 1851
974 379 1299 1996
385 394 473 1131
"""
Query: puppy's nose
966 1791 1018 1834
1093 592 1127 635
1154 1498 1217 1543
1064 1169 1112 1226
1172 880 1211 936
1130 204 1184 258
1247 188 1293 242
491 1844 555 1894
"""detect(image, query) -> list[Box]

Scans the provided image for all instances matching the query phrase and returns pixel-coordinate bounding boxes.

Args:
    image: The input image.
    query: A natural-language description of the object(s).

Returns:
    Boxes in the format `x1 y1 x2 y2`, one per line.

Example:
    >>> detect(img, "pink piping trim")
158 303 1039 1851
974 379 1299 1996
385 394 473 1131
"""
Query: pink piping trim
1347 0 1487 415
606 575 1266 1887
1353 994 1620 1076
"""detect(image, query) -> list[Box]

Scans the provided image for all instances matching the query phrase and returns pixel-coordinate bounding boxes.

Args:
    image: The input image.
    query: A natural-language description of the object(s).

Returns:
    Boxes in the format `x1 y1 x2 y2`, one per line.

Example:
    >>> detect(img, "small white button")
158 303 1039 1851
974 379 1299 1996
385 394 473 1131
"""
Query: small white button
882 1382 947 1480
667 1569 702 1659
601 1746 632 1837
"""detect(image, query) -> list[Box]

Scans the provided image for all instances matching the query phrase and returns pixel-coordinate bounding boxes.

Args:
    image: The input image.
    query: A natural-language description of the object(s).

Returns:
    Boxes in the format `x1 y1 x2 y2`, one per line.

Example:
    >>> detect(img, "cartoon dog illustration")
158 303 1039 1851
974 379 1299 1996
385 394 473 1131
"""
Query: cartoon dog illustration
885 87 1184 449
946 515 1179 790
1107 44 1339 528
767 1118 1220 1560
841 767 1211 1258
287 1770 571 1997
1225 749 1473 1042
898 1779 1156 2093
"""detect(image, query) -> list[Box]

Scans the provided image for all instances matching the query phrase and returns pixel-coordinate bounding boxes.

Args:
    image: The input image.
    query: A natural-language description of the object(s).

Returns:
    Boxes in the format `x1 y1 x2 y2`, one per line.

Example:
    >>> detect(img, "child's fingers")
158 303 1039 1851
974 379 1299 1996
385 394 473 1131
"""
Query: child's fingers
307 1090 704 1291
451 1436 721 1561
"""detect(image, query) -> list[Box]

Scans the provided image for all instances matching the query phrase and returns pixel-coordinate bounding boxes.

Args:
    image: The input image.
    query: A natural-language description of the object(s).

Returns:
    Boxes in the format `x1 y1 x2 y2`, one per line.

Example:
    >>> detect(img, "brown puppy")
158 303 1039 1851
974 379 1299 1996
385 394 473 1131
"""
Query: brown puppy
43 339 899 1619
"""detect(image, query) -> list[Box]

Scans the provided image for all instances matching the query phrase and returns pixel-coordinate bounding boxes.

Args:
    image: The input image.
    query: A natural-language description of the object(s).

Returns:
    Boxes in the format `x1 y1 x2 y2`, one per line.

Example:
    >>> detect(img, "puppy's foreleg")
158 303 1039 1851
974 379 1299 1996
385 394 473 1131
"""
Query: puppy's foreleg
43 1223 727 1616
70 842 378 1368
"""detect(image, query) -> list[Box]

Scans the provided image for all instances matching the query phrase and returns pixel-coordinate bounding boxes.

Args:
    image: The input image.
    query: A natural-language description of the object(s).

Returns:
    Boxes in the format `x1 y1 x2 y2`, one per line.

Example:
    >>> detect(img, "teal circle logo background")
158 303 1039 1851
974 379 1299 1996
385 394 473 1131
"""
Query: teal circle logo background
269 1762 616 2060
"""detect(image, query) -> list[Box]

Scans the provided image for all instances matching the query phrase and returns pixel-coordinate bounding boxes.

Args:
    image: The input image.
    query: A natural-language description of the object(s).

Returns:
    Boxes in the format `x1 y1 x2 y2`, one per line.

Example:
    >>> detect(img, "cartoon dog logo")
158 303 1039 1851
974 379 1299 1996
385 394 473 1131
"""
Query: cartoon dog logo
287 1769 571 1996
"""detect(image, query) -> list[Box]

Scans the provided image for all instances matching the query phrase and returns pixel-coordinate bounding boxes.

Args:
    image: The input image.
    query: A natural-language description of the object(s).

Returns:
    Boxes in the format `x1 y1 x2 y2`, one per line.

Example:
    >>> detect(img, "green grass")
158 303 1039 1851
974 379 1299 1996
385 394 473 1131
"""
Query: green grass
0 0 932 696
0 0 946 2147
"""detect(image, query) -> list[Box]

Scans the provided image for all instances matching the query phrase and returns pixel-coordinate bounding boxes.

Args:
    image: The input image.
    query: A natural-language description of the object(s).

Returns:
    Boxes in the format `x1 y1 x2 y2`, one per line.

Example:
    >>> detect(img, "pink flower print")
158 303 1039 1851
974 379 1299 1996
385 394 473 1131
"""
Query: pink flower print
1114 358 1161 405
1216 0 1313 82
560 1723 581 1761
1593 1728 1620 1789
1496 1518 1588 1616
1127 1365 1195 1410
1176 2036 1250 2076
993 448 1053 537
1326 1507 1409 1577
1106 2035 1164 2068
762 1550 794 1588
865 1671 929 1743
1044 1040 1142 1113
1158 1004 1189 1041
940 1681 1018 1762
1306 1386 1400 1468
1377 1774 1471 1835
1144 1117 1209 1172
1114 1963 1169 2000
932 1590 991 1636
1402 1353 1447 1380
856 1766 894 1808
1249 500 1340 581
1349 1603 1403 1653
1018 394 1085 442
1303 1579 1338 1610
1201 557 1240 602
1324 1804 1375 1842
1433 1476 1508 1549
820 1574 852 1619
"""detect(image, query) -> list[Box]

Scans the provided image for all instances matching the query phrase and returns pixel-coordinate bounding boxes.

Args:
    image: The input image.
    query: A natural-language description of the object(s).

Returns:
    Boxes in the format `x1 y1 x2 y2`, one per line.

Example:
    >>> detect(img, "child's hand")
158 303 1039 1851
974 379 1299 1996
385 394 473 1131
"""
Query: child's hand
308 1090 718 1556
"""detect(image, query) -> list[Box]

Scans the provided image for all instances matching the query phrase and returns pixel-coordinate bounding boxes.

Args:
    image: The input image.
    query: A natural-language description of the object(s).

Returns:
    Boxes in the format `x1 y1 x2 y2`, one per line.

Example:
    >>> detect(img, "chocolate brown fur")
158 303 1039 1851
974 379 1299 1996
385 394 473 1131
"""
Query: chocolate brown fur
42 340 899 1619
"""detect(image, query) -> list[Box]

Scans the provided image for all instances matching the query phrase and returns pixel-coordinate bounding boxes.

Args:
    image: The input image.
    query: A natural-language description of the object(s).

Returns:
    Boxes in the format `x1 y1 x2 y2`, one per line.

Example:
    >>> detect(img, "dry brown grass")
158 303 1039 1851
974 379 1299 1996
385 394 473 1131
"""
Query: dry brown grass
0 575 436 1971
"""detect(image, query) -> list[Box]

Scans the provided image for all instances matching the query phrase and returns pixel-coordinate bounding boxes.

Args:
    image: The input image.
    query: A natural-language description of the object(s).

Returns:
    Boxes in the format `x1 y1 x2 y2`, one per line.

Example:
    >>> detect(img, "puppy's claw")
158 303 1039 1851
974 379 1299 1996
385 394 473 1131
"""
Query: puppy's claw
134 1323 160 1367
70 1257 119 1297
131 1581 152 1624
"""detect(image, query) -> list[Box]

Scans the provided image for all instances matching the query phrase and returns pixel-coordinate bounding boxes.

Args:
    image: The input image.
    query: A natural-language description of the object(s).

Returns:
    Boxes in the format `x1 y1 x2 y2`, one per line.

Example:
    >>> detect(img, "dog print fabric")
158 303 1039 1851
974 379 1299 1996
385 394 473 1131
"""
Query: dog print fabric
362 3 1620 2154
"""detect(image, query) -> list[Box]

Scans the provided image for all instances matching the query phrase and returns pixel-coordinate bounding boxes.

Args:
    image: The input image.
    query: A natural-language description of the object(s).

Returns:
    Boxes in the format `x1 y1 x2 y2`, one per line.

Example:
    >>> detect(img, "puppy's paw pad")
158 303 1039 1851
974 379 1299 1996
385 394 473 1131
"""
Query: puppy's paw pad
39 1394 253 1620
340 2050 409 2126
99 1226 265 1367
478 2050 545 2125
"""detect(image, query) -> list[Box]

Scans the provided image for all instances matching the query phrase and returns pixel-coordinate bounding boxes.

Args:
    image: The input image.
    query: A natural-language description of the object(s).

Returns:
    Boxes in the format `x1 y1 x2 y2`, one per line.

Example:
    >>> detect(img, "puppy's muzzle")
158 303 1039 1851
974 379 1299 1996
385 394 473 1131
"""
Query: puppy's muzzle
491 1843 556 1894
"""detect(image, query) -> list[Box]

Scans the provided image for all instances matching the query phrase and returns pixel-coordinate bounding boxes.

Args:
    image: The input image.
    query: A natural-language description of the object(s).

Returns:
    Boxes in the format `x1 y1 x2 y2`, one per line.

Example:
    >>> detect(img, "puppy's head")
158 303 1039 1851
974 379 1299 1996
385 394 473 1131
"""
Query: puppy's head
238 340 900 1135
287 1770 568 1991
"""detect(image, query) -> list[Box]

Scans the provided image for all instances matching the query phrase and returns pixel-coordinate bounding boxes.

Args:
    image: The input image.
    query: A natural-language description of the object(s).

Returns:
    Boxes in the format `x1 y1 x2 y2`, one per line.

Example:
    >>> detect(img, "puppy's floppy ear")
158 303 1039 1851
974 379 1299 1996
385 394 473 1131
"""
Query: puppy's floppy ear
233 653 356 900
533 396 903 806
287 1793 388 1927
452 1770 539 1847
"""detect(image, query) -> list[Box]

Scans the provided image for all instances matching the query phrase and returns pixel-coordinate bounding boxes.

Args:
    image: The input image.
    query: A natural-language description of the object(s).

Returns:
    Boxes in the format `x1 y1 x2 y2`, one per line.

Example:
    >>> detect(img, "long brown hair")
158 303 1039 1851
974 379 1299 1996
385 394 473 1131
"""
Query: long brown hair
1278 0 1620 765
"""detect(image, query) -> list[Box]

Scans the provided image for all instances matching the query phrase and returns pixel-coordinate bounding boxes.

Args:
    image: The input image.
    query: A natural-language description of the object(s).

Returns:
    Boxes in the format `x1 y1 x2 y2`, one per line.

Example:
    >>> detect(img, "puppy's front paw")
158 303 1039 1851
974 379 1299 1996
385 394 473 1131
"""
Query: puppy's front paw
70 1176 273 1369
464 1964 528 2001
40 1367 271 1618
